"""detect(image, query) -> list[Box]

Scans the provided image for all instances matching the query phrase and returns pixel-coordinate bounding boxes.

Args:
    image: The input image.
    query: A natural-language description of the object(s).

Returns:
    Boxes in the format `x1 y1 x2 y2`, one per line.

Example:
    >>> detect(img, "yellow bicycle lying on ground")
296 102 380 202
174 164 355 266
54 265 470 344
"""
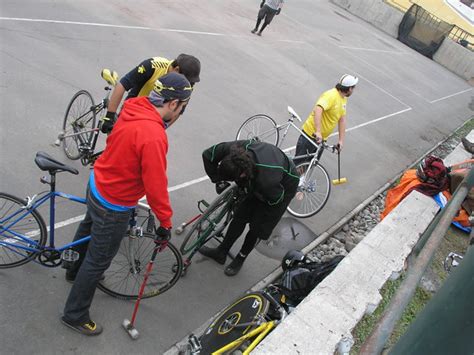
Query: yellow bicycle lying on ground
180 286 287 355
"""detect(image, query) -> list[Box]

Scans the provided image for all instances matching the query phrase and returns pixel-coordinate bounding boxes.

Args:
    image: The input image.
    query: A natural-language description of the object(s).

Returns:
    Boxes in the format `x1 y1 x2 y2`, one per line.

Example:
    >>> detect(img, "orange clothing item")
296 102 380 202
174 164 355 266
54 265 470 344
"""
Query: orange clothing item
380 170 420 220
380 169 470 227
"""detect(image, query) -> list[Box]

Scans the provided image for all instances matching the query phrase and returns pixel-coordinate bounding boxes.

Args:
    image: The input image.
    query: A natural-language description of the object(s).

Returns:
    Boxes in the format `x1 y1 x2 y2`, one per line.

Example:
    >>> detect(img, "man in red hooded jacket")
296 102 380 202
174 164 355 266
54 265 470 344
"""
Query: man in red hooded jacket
61 72 193 336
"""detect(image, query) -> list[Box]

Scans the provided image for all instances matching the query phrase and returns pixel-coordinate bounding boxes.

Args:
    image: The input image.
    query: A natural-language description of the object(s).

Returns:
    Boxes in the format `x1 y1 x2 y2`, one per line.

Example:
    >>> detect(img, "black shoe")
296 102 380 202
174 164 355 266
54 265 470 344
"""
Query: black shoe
461 137 474 154
251 28 257 34
198 246 227 265
224 256 245 276
61 316 103 336
65 273 105 284
257 31 262 36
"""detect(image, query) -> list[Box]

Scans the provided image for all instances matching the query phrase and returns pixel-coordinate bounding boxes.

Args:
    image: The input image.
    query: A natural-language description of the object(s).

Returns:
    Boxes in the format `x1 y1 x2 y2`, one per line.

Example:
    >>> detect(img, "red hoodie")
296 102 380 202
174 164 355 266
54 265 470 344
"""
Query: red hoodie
94 97 172 228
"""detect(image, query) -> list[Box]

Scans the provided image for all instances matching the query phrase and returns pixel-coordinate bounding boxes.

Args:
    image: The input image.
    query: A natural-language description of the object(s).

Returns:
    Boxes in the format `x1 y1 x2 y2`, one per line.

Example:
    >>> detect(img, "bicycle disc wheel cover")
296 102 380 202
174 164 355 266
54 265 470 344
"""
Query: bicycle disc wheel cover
255 217 317 260
199 292 270 354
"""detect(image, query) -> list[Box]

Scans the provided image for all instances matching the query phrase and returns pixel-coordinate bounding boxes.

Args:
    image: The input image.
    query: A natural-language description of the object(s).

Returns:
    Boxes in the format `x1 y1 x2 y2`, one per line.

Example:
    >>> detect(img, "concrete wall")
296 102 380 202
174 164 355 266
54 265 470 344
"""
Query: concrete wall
253 191 440 354
434 38 474 81
331 0 404 37
331 0 474 81
254 134 474 355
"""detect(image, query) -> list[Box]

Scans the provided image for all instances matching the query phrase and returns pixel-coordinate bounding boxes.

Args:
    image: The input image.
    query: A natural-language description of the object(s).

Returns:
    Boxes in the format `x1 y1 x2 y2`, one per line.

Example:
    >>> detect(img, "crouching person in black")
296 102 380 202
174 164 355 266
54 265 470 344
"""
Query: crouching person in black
199 140 299 276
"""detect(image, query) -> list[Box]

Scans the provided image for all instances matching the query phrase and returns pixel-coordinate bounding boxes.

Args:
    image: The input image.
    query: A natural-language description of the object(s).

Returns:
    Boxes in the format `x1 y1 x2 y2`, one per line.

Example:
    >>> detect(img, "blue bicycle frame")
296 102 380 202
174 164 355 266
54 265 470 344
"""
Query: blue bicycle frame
0 190 91 257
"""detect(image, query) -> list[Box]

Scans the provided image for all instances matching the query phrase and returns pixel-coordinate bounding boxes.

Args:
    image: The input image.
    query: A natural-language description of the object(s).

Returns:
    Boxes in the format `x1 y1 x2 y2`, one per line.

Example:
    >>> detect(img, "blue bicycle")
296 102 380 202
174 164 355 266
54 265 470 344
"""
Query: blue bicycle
0 151 183 300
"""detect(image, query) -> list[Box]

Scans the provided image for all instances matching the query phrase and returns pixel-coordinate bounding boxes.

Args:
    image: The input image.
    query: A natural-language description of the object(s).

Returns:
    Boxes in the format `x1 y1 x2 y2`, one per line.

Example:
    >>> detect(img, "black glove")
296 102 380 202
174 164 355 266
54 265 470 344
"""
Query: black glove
215 181 231 194
276 8 281 15
260 0 264 8
156 226 171 240
100 111 117 134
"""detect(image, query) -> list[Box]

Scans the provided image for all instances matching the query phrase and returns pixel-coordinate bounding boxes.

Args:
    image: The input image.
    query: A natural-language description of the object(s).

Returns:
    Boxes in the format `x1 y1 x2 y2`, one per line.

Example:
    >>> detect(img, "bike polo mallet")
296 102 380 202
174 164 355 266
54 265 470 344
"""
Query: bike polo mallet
331 144 347 185
122 215 164 340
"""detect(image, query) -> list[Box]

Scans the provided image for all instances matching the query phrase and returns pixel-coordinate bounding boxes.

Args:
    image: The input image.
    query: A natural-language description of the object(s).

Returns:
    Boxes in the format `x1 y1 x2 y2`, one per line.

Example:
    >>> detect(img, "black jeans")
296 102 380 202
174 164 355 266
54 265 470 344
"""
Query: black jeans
255 5 277 32
63 188 131 325
293 133 323 166
220 187 297 257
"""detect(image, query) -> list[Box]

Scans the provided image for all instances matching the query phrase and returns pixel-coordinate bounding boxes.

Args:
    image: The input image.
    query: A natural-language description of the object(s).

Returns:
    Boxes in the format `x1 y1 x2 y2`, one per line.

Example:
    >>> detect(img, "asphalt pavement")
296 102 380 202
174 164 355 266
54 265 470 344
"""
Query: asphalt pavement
0 0 472 354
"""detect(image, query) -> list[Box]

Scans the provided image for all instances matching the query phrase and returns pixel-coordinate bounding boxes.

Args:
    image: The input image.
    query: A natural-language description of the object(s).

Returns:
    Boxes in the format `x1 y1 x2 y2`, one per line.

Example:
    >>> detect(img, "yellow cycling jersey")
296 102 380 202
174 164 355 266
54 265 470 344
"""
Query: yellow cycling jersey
137 57 172 97
302 88 347 140
121 57 173 99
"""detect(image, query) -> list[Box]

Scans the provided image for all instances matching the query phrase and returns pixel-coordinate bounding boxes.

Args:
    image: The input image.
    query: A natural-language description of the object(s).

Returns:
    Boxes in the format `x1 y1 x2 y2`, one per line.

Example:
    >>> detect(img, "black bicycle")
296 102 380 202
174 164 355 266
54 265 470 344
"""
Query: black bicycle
55 69 119 166
178 183 246 271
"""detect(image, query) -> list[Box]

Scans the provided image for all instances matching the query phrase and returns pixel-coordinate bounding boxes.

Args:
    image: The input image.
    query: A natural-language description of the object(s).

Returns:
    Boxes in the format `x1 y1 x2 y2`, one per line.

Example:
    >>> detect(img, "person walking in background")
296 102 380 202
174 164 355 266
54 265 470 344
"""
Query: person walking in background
251 0 284 36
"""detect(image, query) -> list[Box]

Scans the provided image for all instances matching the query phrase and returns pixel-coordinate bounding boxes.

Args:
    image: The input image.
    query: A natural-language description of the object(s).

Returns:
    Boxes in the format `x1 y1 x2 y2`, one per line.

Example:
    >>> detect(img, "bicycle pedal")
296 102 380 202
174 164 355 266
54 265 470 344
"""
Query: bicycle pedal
61 249 80 269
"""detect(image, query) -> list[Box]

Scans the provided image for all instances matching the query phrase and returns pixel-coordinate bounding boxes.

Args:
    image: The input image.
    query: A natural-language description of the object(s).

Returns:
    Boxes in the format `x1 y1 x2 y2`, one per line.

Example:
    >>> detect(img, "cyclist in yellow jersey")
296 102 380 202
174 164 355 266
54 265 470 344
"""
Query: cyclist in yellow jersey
101 54 200 133
294 74 358 163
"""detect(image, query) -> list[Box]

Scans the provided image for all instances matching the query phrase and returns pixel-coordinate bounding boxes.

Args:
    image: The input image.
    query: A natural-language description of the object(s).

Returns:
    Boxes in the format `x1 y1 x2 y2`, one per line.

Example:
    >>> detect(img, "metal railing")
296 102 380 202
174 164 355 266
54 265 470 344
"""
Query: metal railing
360 166 474 353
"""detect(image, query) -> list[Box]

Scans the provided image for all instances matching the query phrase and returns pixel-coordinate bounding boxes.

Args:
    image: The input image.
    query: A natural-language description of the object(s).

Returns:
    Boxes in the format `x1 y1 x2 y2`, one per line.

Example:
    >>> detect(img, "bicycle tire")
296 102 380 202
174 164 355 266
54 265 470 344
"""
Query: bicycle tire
287 162 331 218
236 114 279 146
0 193 47 268
179 186 235 255
62 90 97 160
199 292 270 354
97 235 183 300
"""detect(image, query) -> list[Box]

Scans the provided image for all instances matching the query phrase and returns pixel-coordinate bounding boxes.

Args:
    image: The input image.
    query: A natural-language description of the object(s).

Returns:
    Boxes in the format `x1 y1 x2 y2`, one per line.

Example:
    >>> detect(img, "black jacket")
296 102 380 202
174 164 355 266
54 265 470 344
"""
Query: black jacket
202 140 299 206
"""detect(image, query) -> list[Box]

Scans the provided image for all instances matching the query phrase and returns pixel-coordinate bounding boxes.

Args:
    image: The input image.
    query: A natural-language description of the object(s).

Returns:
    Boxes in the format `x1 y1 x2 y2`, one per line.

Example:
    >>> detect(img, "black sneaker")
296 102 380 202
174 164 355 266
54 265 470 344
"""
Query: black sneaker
224 256 245 276
61 317 103 336
257 31 262 36
198 246 227 265
251 28 257 34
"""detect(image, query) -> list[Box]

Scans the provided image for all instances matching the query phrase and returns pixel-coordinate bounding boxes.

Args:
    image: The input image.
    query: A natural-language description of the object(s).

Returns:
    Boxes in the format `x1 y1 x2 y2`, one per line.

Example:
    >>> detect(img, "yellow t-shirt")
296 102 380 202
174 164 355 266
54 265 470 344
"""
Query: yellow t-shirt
302 88 347 140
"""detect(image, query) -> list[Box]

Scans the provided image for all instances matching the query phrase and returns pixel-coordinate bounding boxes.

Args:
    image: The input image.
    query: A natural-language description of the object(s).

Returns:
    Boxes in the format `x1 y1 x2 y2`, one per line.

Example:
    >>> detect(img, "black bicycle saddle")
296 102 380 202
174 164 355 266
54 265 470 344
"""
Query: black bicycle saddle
34 151 79 175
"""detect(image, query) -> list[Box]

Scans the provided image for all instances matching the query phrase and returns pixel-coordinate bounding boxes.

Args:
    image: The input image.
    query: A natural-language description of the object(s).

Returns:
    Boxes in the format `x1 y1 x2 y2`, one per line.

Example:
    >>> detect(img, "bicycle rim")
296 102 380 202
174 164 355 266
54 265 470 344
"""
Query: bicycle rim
199 292 270 353
287 162 331 218
180 187 234 255
62 90 97 160
236 114 279 146
98 235 183 300
0 193 47 268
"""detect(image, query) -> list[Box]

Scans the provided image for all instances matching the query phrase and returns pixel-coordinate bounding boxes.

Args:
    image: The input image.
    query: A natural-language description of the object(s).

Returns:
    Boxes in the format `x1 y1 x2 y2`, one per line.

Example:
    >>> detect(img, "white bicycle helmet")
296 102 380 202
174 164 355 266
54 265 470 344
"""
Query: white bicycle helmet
339 74 358 87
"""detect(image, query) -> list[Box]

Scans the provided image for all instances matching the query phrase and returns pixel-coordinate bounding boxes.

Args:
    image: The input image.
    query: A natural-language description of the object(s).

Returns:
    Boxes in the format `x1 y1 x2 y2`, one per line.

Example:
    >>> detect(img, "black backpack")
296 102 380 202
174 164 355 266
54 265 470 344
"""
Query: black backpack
278 256 344 305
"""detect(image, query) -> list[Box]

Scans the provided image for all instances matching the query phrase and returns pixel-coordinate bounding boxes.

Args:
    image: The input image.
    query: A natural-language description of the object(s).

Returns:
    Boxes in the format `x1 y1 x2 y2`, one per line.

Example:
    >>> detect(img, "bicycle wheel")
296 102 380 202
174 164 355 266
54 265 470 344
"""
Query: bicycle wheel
287 162 331 218
179 186 235 255
236 114 279 146
62 90 97 160
0 193 47 268
199 292 270 354
97 235 183 300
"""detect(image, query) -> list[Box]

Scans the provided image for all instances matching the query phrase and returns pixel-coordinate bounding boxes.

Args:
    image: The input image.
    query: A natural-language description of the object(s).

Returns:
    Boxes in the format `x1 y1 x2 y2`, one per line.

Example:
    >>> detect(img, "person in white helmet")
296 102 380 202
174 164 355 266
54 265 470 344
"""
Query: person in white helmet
294 74 358 163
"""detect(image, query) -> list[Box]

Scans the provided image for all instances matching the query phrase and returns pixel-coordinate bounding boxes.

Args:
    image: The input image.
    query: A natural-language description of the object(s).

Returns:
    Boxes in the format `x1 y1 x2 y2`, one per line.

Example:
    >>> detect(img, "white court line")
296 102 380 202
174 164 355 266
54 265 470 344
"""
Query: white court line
429 88 473 104
338 45 404 54
0 17 226 36
0 16 304 43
